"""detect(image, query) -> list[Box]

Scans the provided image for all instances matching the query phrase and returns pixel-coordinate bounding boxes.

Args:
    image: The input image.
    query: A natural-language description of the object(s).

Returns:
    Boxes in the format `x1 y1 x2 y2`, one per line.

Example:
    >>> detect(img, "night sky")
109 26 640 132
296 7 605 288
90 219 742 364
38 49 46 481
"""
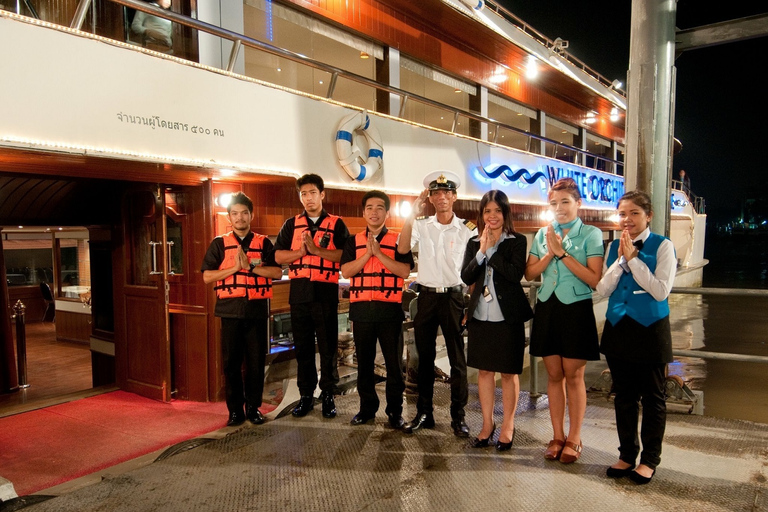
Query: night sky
497 0 768 224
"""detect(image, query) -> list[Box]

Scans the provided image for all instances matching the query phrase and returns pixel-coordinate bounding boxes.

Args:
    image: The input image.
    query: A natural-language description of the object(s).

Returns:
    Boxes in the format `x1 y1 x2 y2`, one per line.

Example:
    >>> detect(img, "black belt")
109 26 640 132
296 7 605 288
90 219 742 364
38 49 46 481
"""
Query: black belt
416 284 463 294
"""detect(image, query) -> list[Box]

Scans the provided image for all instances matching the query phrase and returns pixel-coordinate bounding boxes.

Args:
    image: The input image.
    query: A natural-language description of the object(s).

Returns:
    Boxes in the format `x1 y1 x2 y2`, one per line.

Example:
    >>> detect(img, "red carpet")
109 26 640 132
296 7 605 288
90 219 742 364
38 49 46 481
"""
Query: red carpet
0 391 272 496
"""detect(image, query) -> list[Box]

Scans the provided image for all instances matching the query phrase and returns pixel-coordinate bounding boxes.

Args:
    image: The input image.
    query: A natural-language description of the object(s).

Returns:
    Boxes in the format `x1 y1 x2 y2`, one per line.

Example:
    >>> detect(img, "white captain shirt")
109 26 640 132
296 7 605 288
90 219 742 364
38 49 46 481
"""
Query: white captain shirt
410 214 476 288
596 227 677 302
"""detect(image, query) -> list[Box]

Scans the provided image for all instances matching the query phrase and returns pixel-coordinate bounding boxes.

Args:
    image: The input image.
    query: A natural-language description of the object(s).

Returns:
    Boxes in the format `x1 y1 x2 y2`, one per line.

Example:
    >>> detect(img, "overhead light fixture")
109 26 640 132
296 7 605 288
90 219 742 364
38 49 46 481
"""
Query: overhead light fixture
216 193 233 209
610 107 620 122
525 56 538 80
360 51 370 59
454 88 462 93
585 111 597 125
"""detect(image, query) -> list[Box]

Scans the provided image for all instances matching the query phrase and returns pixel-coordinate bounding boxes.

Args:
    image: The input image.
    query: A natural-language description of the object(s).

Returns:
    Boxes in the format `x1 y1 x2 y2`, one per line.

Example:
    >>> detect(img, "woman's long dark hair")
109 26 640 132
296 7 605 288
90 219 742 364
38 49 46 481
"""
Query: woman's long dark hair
477 189 515 235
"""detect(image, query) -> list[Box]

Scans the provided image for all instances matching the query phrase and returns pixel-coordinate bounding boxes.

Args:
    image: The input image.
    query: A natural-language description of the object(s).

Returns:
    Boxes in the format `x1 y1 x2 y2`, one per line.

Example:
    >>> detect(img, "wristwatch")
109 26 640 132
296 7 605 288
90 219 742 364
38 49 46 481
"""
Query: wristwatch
556 251 570 260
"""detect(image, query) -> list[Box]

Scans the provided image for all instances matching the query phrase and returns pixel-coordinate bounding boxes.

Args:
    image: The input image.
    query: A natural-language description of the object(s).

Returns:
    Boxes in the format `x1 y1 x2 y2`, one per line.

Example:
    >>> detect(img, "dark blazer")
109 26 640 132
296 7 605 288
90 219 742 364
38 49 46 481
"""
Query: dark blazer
461 232 533 325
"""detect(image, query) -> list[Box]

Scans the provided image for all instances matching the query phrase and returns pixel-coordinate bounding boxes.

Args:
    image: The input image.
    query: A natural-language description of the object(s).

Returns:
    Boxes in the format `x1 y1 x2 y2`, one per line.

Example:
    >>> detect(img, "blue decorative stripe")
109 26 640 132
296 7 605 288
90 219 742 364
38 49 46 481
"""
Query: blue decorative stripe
363 115 370 130
368 149 383 158
336 131 353 142
357 165 367 181
482 164 546 185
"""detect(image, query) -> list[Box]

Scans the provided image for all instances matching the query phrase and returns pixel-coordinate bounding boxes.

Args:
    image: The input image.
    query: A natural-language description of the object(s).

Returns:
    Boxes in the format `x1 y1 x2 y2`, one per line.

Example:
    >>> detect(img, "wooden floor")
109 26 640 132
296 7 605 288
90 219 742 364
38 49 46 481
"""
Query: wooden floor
0 322 103 416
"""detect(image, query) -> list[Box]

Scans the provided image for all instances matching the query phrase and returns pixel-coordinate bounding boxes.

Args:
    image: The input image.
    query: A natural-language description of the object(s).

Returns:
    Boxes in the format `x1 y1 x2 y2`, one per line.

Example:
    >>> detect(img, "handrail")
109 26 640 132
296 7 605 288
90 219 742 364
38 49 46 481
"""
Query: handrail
483 0 625 98
671 179 705 214
60 0 624 175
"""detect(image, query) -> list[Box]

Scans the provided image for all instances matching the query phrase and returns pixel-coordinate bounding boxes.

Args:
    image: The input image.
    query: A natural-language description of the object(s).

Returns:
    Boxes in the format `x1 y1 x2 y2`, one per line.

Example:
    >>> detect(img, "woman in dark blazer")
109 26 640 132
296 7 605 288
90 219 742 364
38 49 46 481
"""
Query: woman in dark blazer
461 190 533 451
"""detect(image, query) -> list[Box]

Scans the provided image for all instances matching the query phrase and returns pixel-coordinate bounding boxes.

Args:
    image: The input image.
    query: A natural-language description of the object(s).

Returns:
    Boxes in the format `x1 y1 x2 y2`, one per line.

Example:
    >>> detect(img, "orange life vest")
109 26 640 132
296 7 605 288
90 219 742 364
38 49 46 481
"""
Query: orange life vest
214 232 273 300
288 214 341 284
349 230 403 303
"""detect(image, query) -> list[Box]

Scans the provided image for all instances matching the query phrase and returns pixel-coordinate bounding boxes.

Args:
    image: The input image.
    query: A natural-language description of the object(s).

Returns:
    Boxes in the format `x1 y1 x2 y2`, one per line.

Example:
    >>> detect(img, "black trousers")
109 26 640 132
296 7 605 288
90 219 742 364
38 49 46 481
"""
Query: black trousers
353 320 405 417
291 301 339 396
220 317 268 414
413 291 468 420
606 357 667 469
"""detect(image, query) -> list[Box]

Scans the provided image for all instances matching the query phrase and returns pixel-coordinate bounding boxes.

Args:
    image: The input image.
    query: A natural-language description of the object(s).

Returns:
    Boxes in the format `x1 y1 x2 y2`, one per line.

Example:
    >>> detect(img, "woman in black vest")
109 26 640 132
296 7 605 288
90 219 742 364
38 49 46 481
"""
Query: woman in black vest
596 191 677 484
461 190 533 451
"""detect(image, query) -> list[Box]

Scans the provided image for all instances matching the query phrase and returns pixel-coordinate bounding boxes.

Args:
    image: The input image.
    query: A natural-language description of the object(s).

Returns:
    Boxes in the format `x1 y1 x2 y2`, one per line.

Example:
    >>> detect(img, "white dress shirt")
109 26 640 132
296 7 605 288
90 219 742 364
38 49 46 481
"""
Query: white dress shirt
596 227 677 302
410 214 476 288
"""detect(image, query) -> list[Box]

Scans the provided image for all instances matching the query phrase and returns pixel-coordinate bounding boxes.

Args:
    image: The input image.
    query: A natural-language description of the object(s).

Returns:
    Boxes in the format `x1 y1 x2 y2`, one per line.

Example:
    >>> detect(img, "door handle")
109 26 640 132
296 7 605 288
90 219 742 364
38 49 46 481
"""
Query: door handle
149 241 162 275
166 241 175 276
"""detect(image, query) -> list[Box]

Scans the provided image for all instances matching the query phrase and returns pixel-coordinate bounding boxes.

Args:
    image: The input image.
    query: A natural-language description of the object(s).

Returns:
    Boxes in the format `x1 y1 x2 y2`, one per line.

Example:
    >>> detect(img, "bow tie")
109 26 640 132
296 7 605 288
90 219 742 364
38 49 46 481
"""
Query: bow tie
633 239 644 250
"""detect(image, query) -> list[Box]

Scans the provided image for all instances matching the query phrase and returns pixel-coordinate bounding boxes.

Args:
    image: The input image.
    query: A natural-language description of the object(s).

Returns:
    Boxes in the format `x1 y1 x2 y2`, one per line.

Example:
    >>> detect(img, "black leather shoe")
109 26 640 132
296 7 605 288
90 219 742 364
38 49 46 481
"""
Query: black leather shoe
226 410 245 426
246 407 265 425
350 412 376 425
606 464 636 478
320 391 337 418
629 468 656 485
469 424 496 448
451 418 470 438
402 413 435 434
387 413 405 429
292 396 315 417
495 428 515 451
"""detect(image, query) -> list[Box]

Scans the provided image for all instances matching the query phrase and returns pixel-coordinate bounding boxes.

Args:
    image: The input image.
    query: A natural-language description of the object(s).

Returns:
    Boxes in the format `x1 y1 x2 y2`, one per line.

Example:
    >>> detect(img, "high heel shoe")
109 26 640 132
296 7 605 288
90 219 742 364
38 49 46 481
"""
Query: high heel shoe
469 424 496 448
495 428 515 452
558 440 582 464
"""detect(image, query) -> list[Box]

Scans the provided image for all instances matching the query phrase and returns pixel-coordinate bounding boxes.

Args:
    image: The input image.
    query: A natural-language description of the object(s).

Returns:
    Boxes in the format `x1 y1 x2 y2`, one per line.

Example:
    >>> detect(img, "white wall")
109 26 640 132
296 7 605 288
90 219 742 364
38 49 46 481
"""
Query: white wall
0 14 621 209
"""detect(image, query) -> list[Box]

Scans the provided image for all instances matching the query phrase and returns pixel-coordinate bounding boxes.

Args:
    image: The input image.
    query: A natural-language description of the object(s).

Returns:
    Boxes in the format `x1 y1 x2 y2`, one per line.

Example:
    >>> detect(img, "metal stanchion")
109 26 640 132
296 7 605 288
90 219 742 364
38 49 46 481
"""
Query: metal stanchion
526 283 541 399
12 300 30 389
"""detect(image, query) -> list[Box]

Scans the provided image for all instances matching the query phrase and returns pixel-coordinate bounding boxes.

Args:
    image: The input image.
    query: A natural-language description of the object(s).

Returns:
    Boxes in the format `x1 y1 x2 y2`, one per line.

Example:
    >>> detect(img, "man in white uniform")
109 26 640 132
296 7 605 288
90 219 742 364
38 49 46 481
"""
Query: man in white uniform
397 171 476 436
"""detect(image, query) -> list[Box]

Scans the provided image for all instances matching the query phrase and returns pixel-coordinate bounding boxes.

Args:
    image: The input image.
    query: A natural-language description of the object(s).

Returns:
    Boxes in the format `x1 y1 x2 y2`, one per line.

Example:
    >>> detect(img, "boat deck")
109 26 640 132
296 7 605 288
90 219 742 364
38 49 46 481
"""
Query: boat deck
13 383 768 512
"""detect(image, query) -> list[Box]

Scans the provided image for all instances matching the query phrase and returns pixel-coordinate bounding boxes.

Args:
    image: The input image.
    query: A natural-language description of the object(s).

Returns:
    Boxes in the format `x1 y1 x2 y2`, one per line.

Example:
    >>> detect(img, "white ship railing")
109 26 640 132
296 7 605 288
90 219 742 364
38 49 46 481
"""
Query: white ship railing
57 0 626 174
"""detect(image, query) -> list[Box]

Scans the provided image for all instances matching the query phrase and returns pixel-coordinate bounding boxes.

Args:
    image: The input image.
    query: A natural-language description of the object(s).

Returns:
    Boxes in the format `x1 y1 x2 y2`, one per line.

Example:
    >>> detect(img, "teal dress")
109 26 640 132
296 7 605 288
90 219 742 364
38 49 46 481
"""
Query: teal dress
529 218 603 360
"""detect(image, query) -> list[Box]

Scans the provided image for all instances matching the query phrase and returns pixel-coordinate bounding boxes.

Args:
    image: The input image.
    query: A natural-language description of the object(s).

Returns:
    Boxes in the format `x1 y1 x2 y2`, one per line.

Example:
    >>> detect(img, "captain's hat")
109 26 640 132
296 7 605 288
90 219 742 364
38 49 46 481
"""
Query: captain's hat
423 170 461 192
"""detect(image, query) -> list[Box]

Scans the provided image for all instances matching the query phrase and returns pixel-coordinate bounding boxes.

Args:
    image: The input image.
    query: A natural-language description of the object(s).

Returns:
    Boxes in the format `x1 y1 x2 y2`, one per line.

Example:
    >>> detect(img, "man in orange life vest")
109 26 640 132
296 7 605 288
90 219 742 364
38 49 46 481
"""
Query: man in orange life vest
340 190 414 428
201 192 283 426
274 174 350 418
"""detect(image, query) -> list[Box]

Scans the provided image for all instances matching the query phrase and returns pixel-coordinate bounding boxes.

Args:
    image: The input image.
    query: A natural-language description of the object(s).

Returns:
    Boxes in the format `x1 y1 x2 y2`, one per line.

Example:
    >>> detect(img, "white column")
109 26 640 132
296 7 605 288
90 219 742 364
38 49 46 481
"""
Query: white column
388 47 401 115
624 0 677 234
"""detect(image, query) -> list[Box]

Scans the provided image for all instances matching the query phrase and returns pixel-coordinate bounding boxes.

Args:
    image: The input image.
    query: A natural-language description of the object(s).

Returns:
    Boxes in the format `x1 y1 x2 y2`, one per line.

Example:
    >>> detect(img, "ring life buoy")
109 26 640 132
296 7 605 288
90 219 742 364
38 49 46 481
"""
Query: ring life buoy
335 111 383 182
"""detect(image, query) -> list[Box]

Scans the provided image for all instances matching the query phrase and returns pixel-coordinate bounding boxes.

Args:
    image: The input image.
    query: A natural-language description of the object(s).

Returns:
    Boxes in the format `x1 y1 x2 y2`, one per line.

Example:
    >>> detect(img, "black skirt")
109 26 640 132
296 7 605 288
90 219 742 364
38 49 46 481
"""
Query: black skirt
467 319 526 374
529 295 600 360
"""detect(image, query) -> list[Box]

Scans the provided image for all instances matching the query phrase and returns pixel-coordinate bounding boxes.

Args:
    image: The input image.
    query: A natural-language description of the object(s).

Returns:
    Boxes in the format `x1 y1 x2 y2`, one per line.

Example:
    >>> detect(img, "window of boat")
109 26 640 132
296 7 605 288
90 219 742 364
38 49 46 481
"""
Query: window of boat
488 94 536 152
545 117 579 163
56 231 91 303
7 0 198 63
242 0 380 110
585 132 613 172
399 56 475 136
3 232 53 288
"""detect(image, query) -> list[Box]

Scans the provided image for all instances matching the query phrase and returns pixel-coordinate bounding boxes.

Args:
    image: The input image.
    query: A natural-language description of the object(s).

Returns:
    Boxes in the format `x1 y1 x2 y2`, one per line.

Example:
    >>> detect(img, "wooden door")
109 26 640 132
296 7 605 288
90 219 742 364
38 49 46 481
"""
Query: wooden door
115 186 172 401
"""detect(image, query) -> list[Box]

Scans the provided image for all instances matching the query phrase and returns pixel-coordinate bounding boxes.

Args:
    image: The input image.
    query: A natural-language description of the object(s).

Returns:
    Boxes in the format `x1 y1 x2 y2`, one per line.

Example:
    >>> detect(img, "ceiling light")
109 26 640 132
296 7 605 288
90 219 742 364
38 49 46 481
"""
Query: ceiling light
585 111 597 125
525 56 538 80
360 51 370 59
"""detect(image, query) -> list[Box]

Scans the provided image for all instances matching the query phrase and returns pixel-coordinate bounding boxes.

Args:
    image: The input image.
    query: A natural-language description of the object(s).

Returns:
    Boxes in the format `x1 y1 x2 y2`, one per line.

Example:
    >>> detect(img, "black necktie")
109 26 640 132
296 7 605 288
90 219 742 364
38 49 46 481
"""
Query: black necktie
633 239 644 250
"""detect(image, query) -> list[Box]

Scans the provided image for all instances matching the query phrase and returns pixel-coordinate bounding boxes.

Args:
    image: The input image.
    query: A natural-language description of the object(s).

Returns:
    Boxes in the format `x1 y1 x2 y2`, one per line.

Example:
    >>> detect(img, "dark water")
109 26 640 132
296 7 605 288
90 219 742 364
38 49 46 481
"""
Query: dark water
673 232 768 423
702 230 768 289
